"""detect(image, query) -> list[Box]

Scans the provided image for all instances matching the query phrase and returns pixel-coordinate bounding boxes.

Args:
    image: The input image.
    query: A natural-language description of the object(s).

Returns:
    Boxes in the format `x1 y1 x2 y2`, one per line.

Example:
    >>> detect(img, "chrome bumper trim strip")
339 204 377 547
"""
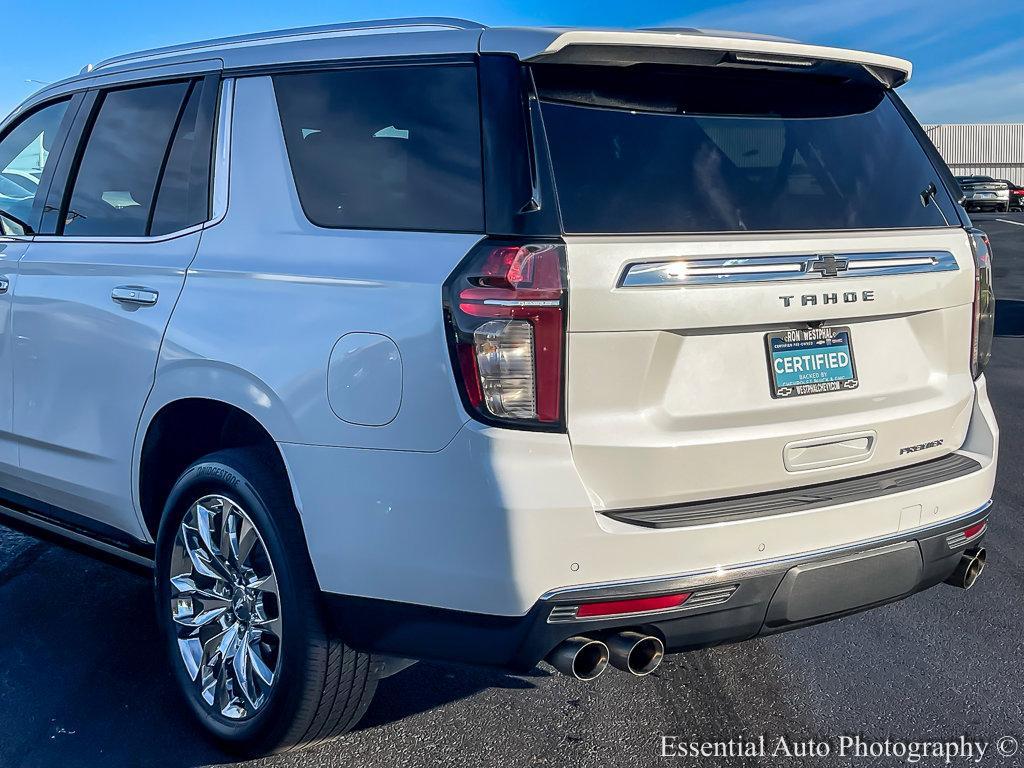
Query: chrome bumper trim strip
540 499 992 602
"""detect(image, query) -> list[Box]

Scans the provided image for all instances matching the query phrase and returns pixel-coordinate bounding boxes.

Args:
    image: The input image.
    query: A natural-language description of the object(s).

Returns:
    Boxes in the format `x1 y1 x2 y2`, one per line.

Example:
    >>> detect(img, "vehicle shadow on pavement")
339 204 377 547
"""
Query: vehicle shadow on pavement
0 534 518 768
358 662 539 732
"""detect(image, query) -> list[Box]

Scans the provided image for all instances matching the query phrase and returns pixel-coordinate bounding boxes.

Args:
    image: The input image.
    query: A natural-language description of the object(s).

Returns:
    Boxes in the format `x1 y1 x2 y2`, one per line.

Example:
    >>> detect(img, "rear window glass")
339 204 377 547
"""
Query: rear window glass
274 65 484 232
533 64 957 234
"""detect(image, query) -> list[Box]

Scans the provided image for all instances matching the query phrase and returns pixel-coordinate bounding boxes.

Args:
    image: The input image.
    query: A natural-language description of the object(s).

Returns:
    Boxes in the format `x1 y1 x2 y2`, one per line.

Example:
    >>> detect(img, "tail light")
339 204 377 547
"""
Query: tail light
444 241 567 430
967 228 995 379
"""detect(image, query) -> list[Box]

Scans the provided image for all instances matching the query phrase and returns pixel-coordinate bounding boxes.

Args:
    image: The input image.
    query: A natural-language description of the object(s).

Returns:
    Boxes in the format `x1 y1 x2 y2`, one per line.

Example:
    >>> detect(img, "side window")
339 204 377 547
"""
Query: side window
0 100 70 235
151 82 214 236
274 64 484 232
62 79 214 238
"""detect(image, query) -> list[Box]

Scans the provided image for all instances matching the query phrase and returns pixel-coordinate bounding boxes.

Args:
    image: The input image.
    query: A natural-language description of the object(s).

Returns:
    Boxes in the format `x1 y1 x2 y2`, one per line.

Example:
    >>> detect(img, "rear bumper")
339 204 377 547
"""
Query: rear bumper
965 200 1009 211
323 502 991 671
282 376 997 618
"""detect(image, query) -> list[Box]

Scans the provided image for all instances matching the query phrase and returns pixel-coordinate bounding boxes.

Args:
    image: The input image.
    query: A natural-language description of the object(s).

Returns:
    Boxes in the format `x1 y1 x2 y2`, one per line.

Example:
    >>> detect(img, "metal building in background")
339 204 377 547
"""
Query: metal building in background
923 124 1024 186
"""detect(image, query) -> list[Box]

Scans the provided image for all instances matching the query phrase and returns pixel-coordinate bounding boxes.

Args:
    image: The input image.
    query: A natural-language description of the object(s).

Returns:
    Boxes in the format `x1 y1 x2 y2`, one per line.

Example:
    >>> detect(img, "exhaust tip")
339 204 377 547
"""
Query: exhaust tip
964 547 987 590
946 547 987 590
547 637 610 681
607 631 666 677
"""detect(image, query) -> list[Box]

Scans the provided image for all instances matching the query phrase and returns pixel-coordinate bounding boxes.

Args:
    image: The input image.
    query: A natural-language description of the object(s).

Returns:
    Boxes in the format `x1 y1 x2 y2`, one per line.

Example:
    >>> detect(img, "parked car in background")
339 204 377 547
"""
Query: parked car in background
0 17 998 756
997 179 1024 211
956 175 1010 212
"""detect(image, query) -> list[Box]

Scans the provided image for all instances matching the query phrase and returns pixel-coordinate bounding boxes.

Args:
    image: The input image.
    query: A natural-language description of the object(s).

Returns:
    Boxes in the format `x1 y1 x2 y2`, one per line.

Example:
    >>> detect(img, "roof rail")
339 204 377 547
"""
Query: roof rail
93 17 485 71
636 27 701 34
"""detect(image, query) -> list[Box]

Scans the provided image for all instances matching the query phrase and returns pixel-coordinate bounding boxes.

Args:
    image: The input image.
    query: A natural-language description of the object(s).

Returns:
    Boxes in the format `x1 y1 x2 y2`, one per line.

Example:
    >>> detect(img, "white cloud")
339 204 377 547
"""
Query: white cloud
925 38 1024 80
668 0 1023 124
903 68 1024 124
674 0 1007 54
677 0 924 43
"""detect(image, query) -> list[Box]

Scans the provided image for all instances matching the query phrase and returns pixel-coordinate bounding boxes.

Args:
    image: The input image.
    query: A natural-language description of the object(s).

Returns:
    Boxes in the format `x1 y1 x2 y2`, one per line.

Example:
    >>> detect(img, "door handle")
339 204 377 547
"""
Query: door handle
111 286 158 306
0 278 8 294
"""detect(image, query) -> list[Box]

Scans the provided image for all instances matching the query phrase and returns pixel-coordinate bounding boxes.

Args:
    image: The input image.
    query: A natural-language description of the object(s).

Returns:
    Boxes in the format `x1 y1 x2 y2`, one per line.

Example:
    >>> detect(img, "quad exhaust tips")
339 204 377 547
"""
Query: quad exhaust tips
946 547 987 590
607 631 665 677
547 636 610 680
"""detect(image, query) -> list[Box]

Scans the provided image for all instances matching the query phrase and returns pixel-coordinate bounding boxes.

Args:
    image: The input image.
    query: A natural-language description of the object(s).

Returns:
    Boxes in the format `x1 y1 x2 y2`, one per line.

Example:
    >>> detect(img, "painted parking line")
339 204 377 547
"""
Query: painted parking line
997 219 1024 227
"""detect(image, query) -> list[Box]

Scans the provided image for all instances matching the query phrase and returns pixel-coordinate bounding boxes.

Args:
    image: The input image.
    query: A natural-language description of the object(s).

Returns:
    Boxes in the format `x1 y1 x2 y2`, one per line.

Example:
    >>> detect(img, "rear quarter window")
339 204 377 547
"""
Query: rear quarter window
274 64 484 233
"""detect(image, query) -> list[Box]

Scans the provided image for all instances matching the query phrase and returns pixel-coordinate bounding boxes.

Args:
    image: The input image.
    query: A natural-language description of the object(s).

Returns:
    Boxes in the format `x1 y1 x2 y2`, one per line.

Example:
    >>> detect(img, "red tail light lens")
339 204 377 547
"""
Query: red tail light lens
444 241 567 429
967 228 995 380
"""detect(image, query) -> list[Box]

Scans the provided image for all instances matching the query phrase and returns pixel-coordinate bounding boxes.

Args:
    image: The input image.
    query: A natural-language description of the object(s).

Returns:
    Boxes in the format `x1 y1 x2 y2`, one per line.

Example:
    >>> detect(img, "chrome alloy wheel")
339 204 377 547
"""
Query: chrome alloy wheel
169 495 282 720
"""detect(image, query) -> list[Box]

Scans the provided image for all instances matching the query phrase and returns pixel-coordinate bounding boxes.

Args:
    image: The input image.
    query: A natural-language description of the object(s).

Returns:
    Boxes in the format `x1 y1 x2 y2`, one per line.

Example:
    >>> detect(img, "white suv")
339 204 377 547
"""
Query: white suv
0 18 997 755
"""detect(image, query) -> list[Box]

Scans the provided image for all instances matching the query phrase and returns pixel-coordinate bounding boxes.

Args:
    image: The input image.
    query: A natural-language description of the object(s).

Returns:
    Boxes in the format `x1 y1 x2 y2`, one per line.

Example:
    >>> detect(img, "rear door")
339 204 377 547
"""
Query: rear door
532 62 978 511
11 75 218 533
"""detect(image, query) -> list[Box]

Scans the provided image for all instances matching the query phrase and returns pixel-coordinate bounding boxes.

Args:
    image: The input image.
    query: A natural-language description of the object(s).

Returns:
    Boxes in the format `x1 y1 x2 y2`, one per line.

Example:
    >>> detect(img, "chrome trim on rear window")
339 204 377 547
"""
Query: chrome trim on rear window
619 250 958 288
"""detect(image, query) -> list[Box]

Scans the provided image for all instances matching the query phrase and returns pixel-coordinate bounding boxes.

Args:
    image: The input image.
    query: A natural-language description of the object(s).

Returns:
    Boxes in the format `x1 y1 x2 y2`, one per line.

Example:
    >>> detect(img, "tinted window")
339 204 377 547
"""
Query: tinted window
274 65 483 232
0 100 70 233
150 82 214 236
534 64 957 234
64 82 189 237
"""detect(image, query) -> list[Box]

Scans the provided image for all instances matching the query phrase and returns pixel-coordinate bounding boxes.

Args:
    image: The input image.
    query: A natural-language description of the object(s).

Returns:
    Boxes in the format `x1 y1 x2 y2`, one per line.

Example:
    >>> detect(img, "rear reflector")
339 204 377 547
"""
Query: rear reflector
946 519 988 549
576 593 691 618
963 521 987 540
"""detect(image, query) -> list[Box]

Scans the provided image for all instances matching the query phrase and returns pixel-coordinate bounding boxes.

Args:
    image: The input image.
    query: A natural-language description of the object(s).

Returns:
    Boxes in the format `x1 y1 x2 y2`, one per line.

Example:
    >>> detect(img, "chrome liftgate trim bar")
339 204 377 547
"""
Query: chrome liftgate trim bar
619 250 958 288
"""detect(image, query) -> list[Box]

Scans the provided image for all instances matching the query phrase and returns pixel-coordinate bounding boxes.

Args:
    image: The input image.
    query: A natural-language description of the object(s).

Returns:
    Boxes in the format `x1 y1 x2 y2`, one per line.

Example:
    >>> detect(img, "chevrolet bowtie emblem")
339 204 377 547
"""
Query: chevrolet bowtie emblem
807 255 850 278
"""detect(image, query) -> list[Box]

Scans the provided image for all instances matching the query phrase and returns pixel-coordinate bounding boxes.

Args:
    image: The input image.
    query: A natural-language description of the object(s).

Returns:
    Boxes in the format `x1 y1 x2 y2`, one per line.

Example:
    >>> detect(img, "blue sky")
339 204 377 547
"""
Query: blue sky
4 0 1022 123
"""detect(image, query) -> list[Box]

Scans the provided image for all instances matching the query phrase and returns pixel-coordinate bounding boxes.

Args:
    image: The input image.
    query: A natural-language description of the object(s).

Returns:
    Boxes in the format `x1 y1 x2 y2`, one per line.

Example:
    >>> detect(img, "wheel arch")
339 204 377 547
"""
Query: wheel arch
134 362 305 541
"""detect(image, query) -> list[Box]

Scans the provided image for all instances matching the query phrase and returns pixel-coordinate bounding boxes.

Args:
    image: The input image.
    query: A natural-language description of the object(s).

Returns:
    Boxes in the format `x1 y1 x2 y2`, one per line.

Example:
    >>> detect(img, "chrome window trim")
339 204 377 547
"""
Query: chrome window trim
209 78 234 225
31 223 207 246
619 250 959 288
29 78 232 246
540 498 992 602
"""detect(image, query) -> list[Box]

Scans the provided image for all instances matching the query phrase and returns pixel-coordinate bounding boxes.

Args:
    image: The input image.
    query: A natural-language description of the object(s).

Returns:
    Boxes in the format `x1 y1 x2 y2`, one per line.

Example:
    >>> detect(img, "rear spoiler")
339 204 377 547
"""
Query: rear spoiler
480 28 912 88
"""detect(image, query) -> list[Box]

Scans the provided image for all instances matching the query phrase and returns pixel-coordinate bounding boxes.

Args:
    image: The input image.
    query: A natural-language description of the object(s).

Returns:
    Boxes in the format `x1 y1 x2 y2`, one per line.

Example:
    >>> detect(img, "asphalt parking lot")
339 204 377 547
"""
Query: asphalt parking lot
1 213 1022 768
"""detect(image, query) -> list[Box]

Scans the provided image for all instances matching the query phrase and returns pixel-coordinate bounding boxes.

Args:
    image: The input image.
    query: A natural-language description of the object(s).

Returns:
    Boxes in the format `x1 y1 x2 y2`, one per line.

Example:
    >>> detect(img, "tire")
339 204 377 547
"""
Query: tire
155 447 377 755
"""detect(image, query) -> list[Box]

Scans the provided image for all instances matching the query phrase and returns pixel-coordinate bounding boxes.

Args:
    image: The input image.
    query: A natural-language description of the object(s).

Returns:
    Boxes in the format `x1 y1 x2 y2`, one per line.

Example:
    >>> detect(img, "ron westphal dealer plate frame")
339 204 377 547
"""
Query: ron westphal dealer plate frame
765 326 860 399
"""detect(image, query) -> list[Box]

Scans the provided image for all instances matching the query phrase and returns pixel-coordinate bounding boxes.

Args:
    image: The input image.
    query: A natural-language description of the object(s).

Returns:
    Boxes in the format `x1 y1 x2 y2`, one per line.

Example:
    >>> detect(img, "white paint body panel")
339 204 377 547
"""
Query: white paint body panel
561 229 978 510
11 235 197 533
0 240 25 475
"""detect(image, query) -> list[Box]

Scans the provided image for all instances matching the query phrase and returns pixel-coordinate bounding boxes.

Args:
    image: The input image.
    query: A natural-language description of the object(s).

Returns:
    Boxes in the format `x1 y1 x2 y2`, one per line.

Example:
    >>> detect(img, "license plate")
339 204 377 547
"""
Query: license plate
976 192 996 199
765 327 859 398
